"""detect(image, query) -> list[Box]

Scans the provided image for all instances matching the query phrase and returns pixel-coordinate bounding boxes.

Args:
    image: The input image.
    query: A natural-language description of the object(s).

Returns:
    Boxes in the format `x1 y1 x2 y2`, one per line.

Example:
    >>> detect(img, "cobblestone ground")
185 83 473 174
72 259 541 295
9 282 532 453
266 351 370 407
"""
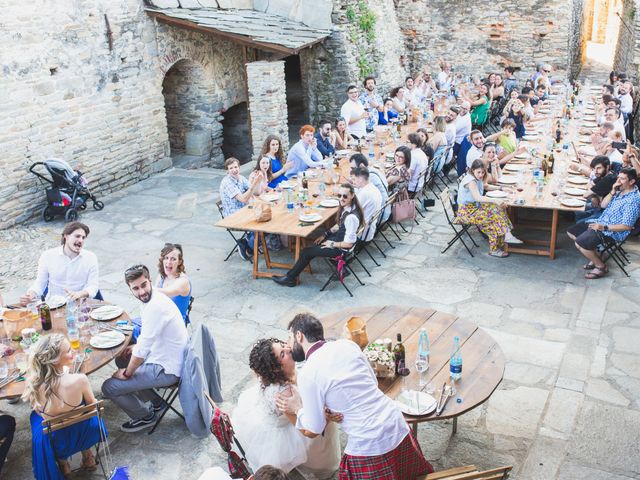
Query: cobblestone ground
3 64 640 478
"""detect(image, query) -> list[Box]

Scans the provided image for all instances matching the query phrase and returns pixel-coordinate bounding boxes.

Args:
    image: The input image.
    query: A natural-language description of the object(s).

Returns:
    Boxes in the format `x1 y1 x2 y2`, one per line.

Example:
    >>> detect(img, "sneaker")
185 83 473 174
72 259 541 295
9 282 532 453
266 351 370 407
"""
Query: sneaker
236 239 251 261
152 402 167 414
489 249 510 258
120 412 156 433
504 232 523 244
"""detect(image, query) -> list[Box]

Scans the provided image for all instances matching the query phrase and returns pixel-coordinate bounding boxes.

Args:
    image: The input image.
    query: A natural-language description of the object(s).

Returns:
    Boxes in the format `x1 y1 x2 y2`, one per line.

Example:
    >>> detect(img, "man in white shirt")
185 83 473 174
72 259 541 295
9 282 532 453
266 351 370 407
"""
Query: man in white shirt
102 264 188 432
351 167 382 241
603 107 626 141
340 85 368 139
276 313 432 479
466 130 485 168
20 221 99 305
445 106 459 147
407 132 429 196
349 154 390 222
454 101 472 148
437 62 453 91
618 82 634 115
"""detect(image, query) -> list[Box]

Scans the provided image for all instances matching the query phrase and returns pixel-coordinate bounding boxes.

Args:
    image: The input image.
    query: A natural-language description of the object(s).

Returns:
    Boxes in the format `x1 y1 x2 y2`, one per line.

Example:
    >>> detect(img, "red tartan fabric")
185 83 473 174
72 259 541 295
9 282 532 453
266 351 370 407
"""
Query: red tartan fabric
338 432 433 479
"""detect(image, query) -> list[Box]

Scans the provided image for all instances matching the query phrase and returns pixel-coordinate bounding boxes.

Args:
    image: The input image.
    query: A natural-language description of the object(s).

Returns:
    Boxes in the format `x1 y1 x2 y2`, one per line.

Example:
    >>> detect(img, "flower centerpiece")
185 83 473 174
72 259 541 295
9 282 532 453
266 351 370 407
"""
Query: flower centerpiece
364 342 395 378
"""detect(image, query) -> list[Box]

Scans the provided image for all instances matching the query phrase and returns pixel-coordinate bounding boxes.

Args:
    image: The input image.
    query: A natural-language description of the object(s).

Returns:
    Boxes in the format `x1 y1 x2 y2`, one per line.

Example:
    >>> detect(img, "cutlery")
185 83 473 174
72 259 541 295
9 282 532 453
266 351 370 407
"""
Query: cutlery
0 370 20 390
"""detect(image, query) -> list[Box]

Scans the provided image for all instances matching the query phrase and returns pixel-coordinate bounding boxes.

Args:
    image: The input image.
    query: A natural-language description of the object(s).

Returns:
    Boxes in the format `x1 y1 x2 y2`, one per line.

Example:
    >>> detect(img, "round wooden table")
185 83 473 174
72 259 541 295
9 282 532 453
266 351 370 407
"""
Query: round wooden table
320 305 505 433
0 302 132 399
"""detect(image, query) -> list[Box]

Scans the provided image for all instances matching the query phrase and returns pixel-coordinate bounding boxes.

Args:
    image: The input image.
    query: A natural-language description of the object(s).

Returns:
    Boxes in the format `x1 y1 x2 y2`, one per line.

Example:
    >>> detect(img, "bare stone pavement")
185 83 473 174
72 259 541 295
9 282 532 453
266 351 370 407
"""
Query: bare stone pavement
1 161 640 479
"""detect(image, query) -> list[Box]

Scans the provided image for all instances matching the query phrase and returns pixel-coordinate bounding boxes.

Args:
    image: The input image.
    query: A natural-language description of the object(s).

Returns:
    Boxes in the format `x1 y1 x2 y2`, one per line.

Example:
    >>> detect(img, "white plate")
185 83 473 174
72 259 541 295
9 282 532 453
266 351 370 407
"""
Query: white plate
579 146 597 156
565 187 587 196
515 153 529 159
90 305 124 321
319 198 339 207
90 331 125 349
299 213 323 222
486 190 508 198
561 197 586 208
504 164 526 172
279 181 294 189
567 176 589 185
581 122 597 128
395 391 437 416
335 150 351 156
497 177 517 184
522 135 538 141
262 193 280 202
46 295 67 309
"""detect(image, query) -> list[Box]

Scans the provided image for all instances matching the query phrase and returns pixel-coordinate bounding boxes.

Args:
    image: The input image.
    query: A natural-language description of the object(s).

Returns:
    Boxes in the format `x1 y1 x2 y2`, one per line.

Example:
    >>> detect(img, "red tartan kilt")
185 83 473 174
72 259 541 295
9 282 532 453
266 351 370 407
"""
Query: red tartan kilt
338 432 433 480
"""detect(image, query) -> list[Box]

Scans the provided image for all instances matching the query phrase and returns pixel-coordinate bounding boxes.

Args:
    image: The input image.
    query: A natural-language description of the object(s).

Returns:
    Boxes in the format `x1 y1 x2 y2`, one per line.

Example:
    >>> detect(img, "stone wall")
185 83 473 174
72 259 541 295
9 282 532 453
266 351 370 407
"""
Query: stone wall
153 22 247 167
300 0 406 126
246 61 289 159
396 0 581 80
614 0 640 81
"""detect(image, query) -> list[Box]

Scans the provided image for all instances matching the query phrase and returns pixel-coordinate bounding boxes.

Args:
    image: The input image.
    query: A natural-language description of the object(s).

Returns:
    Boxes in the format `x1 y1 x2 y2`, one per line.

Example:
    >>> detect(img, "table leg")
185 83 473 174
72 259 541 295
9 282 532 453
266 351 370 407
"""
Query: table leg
295 237 301 285
412 422 418 438
453 416 458 435
261 232 272 268
550 209 559 260
252 233 260 279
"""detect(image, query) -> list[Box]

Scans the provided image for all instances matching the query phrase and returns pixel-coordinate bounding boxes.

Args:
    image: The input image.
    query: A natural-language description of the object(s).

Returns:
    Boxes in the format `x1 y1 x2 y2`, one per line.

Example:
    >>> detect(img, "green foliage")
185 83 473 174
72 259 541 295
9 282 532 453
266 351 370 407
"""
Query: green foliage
357 54 373 78
346 5 356 23
345 1 378 79
358 9 376 34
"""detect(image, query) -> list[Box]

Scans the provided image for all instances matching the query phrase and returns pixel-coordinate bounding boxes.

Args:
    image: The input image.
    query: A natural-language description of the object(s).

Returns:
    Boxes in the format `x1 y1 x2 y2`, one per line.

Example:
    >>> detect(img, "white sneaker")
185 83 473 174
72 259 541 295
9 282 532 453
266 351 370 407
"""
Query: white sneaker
505 232 523 244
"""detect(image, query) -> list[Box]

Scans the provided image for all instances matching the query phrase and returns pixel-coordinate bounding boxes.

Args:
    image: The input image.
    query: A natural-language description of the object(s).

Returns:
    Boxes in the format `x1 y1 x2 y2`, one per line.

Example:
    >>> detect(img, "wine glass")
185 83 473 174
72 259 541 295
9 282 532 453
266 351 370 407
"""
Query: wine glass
0 360 8 380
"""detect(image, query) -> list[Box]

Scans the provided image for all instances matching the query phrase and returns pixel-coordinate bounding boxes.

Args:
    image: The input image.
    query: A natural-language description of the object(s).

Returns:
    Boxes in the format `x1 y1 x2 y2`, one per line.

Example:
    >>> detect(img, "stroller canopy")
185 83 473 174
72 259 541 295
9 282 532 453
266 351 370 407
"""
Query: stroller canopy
44 158 77 184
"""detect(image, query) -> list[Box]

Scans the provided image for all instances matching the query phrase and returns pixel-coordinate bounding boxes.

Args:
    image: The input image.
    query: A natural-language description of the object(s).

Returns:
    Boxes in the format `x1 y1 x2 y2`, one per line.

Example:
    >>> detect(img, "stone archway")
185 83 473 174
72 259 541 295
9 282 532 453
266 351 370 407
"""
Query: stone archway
162 59 222 168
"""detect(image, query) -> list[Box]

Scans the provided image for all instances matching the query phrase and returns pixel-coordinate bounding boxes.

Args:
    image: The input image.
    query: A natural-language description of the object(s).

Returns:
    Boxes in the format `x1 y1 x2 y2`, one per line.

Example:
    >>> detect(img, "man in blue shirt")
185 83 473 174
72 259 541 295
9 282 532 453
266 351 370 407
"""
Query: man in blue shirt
287 125 323 178
567 167 640 279
314 119 335 158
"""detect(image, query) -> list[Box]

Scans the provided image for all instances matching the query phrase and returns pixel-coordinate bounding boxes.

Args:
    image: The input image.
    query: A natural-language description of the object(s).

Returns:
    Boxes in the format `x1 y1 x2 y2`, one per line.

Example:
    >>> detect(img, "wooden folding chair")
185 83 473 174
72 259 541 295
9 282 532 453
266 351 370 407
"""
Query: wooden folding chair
42 401 108 478
419 464 512 479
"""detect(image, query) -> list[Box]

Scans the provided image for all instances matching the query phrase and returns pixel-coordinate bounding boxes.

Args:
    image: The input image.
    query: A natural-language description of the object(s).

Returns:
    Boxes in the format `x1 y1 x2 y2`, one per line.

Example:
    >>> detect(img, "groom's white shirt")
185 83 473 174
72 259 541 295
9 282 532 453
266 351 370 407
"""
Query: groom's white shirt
295 339 409 456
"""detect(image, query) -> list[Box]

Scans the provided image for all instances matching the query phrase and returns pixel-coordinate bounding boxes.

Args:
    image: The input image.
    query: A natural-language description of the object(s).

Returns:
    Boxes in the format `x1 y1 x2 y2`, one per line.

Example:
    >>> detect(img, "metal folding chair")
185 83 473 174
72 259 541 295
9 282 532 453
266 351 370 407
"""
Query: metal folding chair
597 221 640 277
320 225 368 297
215 200 248 262
439 187 479 257
148 380 185 435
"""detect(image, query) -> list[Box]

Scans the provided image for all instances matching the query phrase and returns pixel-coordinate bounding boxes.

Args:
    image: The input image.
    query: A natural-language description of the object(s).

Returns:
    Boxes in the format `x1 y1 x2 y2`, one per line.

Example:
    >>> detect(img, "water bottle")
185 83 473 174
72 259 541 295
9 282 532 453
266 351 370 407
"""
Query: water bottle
368 140 375 162
450 336 462 382
286 189 294 213
318 181 326 199
415 328 430 386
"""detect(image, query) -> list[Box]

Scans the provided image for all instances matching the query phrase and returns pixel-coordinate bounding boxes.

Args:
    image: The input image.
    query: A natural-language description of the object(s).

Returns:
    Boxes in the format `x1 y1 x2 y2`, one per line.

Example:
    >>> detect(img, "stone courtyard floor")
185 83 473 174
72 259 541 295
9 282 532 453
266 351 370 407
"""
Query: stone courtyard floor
1 163 640 480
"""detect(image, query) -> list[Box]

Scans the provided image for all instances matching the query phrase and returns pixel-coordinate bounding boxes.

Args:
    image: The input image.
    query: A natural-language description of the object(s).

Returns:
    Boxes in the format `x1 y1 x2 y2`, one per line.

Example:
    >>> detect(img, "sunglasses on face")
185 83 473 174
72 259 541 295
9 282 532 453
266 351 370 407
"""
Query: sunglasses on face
338 193 350 199
125 264 145 275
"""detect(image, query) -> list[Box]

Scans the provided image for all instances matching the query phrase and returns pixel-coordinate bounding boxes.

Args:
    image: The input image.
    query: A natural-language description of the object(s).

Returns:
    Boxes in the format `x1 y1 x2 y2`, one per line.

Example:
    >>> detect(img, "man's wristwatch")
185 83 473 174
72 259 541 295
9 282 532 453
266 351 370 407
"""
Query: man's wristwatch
330 241 335 248
603 225 609 231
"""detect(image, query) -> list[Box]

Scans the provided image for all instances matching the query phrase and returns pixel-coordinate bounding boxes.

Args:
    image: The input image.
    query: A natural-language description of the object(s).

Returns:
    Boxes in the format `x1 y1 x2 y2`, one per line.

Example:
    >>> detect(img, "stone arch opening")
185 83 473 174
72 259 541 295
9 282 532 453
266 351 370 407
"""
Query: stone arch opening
162 59 221 168
221 102 251 164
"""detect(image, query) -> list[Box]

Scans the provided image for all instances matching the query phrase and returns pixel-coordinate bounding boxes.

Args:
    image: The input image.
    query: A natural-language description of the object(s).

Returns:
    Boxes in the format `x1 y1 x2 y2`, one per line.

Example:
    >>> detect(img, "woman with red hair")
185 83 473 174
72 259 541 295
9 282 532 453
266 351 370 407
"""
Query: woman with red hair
286 125 323 178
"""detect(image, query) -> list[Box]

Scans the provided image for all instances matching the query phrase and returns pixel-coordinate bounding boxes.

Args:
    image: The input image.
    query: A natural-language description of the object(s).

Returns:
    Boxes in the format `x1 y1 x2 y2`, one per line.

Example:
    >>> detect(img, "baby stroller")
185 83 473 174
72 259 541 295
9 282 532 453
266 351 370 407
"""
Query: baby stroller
29 159 104 222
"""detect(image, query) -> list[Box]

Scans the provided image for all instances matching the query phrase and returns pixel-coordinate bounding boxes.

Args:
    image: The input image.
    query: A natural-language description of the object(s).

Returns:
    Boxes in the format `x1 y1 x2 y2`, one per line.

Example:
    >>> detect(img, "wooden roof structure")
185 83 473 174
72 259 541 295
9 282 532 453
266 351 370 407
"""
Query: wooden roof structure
145 7 332 55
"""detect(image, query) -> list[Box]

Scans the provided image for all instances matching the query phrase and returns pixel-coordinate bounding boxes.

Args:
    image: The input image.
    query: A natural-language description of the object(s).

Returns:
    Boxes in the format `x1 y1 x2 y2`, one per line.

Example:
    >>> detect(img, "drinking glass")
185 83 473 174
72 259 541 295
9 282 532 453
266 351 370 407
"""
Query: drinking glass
68 328 80 350
27 301 40 324
415 355 429 387
15 353 27 373
0 360 7 379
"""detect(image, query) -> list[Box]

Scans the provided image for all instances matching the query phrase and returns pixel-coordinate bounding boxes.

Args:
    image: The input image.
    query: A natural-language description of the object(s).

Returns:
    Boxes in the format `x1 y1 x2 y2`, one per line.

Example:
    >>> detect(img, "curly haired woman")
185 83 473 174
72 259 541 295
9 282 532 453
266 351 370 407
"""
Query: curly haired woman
22 334 106 479
231 338 341 479
155 243 191 324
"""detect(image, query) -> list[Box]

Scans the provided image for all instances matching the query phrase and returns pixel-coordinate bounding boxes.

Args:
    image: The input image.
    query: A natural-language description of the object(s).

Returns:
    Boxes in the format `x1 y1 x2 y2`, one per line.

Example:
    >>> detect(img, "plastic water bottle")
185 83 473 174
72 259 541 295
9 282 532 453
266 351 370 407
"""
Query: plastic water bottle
415 328 430 386
368 141 375 162
450 336 462 382
318 181 326 199
286 189 294 213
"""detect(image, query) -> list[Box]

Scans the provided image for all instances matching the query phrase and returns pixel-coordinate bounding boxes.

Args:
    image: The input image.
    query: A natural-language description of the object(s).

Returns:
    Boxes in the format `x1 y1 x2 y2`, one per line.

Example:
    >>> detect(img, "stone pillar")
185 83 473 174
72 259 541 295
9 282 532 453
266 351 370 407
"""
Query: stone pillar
246 61 289 160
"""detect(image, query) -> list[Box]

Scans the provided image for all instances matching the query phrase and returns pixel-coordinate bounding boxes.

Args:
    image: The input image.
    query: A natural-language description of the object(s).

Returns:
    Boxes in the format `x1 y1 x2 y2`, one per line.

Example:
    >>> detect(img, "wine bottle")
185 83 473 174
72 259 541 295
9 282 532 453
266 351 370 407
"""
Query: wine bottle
393 333 405 374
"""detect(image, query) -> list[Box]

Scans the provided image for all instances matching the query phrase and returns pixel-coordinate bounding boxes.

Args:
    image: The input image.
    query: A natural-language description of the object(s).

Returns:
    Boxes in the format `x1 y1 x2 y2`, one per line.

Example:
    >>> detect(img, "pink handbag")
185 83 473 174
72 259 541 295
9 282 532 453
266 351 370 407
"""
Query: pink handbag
391 189 416 223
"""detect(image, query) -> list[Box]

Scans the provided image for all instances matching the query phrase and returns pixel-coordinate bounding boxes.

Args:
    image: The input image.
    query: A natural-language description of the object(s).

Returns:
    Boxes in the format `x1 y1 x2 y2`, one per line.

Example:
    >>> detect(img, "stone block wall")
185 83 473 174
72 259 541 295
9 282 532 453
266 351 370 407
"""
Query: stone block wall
0 0 170 229
614 0 640 81
396 0 580 79
300 0 406 126
246 61 289 158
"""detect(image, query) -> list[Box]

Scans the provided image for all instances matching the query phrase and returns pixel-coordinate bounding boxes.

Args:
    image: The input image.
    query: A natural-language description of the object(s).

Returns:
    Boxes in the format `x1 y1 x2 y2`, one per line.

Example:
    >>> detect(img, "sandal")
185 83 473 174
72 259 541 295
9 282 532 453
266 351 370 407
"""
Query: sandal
489 249 509 258
58 460 72 477
583 262 596 270
585 266 608 279
81 453 98 471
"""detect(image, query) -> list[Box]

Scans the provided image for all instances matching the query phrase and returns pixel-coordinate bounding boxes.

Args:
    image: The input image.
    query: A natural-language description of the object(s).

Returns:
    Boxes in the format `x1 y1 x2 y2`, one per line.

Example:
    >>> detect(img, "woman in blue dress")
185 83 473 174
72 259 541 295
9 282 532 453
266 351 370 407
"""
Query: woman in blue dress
156 242 192 323
23 334 105 479
260 135 292 188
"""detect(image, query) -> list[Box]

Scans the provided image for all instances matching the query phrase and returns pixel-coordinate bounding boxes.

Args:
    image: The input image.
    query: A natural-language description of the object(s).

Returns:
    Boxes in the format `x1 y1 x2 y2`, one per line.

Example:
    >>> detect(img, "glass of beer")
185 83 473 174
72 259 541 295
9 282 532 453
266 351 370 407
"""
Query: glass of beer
68 328 80 350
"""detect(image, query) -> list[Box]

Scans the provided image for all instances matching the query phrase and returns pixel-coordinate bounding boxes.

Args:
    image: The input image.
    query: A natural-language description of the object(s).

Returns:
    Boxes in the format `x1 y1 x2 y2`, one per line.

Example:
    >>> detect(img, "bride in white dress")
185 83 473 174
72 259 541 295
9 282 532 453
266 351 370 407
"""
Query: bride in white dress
231 338 341 479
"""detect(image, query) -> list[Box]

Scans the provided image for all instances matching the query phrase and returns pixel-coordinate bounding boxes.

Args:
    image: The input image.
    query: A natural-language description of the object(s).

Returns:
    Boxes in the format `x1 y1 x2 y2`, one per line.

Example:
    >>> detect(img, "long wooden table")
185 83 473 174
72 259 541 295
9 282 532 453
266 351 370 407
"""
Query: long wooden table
498 95 595 259
215 123 422 279
320 305 505 434
0 302 132 399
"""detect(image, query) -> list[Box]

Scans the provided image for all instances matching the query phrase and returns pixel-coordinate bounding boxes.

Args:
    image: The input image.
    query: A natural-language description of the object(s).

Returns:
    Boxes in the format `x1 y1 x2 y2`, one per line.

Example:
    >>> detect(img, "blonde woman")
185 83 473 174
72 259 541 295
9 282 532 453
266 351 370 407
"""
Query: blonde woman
23 334 105 478
156 243 192 323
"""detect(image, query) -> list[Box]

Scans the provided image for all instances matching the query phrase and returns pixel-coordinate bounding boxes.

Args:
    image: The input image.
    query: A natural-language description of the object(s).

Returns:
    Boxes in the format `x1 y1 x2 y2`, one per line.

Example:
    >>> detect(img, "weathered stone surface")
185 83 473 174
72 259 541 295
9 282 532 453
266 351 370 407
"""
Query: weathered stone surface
147 0 180 7
484 329 566 368
612 326 640 353
585 378 630 406
486 387 549 438
541 388 583 439
569 401 640 474
558 462 638 480
519 437 567 480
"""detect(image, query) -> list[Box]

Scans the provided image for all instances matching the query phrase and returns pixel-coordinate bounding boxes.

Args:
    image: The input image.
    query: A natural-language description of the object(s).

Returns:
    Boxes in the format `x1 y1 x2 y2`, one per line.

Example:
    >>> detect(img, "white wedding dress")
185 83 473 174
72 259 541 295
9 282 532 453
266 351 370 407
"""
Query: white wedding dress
231 383 341 479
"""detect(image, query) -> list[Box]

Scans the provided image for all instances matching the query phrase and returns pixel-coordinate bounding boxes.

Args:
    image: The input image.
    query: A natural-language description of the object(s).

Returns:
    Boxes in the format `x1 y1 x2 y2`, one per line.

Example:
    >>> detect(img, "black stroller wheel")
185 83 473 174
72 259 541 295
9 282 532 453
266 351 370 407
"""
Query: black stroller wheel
43 206 55 222
93 200 104 211
65 208 78 221
79 203 87 211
